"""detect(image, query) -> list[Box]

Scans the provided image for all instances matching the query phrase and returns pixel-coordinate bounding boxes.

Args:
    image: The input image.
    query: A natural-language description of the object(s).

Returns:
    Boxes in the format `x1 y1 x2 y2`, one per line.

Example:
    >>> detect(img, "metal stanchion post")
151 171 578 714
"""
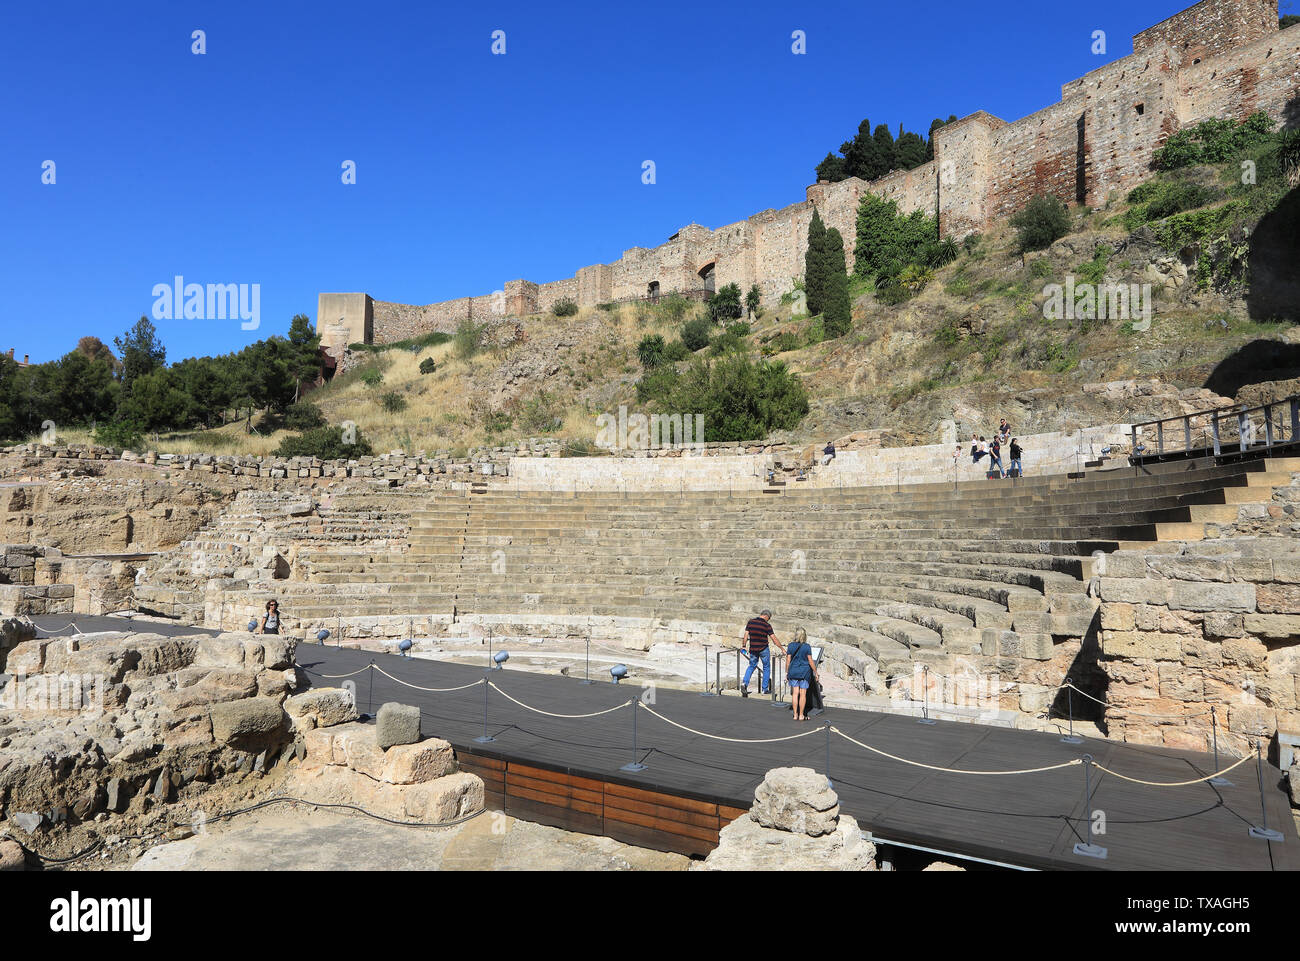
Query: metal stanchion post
1208 710 1232 786
474 679 494 743
1073 756 1108 859
824 723 832 790
366 660 374 717
700 644 716 696
918 665 937 724
1061 677 1083 744
1248 741 1284 841
487 627 493 670
621 702 647 772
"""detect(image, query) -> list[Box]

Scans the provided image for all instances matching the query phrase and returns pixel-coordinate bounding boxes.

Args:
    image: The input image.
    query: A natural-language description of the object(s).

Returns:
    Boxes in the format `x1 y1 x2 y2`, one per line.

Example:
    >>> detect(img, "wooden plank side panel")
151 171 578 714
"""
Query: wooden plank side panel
603 816 717 858
603 803 722 844
509 781 603 817
603 791 721 831
508 770 603 806
604 780 720 816
505 793 604 837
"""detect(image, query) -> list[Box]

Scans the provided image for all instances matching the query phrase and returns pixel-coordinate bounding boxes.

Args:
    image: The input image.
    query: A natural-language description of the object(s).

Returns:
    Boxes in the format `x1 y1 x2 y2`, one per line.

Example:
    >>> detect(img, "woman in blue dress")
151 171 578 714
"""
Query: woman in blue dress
786 628 819 721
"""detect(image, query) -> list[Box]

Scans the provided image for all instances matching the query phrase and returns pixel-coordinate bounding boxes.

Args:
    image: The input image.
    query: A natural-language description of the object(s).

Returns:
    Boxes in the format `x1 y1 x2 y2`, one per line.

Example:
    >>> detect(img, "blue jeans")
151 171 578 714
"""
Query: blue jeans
743 648 770 693
1011 458 1022 475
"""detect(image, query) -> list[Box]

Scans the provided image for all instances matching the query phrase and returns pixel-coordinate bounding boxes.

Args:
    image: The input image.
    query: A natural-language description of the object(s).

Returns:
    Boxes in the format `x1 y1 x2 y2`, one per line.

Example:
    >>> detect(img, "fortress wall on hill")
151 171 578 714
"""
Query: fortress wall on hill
317 0 1294 360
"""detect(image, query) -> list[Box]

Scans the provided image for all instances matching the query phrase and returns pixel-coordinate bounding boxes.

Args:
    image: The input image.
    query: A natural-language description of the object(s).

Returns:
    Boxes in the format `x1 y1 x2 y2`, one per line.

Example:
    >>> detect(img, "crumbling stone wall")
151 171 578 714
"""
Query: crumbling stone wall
1096 538 1300 756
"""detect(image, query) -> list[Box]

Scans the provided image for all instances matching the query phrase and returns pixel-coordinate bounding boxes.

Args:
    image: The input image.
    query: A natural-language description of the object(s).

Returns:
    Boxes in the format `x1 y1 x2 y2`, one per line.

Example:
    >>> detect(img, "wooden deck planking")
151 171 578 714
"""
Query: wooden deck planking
296 644 1298 871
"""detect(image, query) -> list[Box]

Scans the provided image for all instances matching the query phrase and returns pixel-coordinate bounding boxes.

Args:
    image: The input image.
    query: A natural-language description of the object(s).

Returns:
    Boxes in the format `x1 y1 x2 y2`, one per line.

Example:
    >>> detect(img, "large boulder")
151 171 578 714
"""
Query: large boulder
750 767 840 837
209 697 287 750
376 702 421 750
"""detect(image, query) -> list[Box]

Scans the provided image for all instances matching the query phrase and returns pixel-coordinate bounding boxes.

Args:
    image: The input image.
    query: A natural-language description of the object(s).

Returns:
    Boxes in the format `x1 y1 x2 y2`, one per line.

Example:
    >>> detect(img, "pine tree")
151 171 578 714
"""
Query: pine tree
804 210 828 316
895 131 927 170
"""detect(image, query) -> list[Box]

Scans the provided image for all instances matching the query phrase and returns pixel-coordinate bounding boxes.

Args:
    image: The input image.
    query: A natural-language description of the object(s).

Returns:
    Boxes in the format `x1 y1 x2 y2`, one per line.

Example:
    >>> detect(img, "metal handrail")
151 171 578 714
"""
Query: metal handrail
1129 395 1300 461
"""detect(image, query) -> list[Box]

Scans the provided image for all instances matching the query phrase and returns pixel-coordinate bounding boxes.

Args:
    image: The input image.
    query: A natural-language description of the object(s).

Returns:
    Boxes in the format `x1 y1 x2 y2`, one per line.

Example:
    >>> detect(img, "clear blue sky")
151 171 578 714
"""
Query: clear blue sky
1 0 1283 364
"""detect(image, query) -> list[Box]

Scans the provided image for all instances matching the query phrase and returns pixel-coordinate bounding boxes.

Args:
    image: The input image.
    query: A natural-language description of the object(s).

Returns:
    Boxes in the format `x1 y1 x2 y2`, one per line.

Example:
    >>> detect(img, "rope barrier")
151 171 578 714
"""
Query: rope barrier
34 621 84 636
1090 753 1254 787
488 681 632 718
638 702 828 743
831 726 1084 776
300 664 374 680
373 665 485 694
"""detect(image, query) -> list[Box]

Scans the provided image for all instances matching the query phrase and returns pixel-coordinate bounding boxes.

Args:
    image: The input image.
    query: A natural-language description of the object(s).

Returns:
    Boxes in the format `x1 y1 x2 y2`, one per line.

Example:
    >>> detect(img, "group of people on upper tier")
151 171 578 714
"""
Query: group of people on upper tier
960 419 1023 478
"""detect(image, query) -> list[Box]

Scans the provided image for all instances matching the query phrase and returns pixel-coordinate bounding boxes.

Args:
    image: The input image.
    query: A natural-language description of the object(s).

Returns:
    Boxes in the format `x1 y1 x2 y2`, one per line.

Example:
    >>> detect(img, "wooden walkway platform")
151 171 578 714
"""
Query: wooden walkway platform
297 643 1299 871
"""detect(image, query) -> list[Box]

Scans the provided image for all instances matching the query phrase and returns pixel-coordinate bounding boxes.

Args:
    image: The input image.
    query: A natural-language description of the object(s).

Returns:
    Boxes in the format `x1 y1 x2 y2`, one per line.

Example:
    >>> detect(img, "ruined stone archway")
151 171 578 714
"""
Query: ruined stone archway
697 263 716 294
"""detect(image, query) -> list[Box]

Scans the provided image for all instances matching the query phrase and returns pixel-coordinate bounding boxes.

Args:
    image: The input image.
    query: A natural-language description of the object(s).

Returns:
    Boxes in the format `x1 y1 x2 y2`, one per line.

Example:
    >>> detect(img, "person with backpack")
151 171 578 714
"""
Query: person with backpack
785 628 819 721
1009 438 1024 477
256 599 282 635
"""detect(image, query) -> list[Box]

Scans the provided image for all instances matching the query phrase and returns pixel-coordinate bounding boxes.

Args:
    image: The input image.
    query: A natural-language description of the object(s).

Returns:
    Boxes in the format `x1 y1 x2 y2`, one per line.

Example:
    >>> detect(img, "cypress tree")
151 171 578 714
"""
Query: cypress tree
804 209 828 316
823 227 852 337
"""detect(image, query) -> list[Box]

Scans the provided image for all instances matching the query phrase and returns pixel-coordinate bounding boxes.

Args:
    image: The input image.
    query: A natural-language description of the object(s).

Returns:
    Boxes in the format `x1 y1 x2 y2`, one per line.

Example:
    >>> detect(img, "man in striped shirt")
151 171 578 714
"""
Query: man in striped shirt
740 609 786 697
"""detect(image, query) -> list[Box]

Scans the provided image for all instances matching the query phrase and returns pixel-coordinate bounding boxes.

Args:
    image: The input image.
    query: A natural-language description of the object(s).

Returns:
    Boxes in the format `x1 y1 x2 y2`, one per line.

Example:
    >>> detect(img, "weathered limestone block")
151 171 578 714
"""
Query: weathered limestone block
193 635 249 669
329 723 387 779
1243 613 1300 641
1257 584 1300 614
376 702 421 750
381 740 456 785
209 696 287 750
1100 631 1182 661
1166 582 1256 613
284 688 358 731
1203 612 1245 639
401 773 483 821
751 767 839 837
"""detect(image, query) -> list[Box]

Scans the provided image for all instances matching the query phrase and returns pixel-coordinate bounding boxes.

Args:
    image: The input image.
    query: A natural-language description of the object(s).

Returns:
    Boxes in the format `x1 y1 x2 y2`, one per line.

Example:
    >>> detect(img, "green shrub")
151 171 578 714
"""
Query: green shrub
1123 180 1216 229
681 318 712 352
552 298 579 317
275 425 375 459
518 391 561 434
760 331 802 356
1153 112 1275 170
962 233 983 256
637 354 808 442
283 402 326 431
1028 258 1054 279
854 192 940 281
1010 194 1070 253
380 391 407 413
94 418 145 451
359 368 384 388
454 319 485 360
709 331 746 355
419 357 438 375
725 321 751 337
662 340 691 363
658 293 692 323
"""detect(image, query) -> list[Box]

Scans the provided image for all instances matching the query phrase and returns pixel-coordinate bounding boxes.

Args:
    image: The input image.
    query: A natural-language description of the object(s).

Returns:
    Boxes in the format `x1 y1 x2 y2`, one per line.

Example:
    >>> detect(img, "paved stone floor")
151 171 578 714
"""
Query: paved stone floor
129 805 690 871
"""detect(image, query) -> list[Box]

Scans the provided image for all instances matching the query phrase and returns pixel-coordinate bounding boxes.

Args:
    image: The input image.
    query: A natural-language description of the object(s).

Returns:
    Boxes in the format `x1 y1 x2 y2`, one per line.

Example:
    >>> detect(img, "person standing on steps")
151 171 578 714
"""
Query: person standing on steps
256 599 281 635
785 627 819 720
1009 437 1024 477
740 609 785 697
988 435 1005 478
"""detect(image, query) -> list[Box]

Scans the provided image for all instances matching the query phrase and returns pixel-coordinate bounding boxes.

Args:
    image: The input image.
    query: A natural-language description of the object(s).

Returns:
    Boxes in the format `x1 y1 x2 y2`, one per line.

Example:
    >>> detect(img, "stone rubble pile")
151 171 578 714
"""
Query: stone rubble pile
694 767 878 871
